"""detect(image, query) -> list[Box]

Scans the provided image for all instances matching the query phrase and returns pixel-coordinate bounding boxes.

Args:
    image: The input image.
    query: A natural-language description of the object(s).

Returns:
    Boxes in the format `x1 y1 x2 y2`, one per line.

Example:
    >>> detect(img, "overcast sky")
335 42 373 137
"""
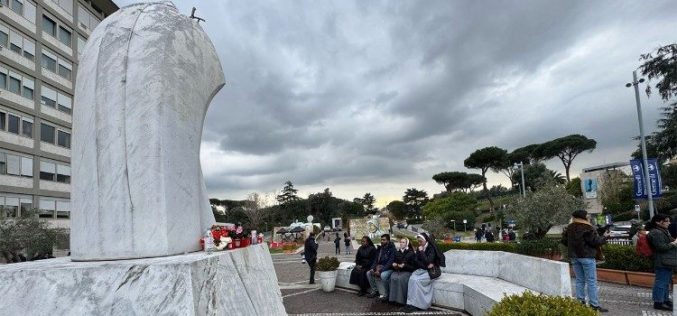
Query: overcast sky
119 1 676 206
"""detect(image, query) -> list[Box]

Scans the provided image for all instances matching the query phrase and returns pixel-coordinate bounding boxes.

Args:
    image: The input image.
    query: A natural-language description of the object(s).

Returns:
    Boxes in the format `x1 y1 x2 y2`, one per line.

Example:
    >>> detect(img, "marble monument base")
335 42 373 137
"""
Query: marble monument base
0 244 286 315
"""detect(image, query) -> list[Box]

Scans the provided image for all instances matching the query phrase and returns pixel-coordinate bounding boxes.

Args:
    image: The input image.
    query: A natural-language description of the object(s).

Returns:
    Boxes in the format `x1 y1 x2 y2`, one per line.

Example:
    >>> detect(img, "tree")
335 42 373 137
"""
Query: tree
360 193 377 215
511 144 542 164
277 181 299 205
422 192 478 227
403 188 429 219
506 181 585 239
598 171 635 215
308 188 337 224
1 210 65 262
387 201 408 220
537 135 596 183
239 193 270 231
464 146 509 212
432 172 484 193
566 177 583 197
511 162 566 192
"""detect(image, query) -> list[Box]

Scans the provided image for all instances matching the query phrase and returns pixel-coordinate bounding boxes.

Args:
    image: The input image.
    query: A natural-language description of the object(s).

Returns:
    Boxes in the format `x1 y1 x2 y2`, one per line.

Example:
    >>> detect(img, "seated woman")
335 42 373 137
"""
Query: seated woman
402 233 446 313
349 236 376 296
389 238 416 305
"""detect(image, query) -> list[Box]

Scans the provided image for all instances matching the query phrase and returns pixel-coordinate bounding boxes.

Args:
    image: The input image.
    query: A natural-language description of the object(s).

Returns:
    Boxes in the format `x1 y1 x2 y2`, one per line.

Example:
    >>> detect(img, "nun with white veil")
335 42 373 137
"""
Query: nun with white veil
401 233 446 313
389 237 416 305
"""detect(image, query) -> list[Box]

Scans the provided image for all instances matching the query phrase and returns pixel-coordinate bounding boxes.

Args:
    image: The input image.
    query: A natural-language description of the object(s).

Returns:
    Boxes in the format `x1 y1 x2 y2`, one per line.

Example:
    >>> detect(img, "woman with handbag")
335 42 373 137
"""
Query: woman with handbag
647 214 677 311
401 233 446 313
349 236 376 296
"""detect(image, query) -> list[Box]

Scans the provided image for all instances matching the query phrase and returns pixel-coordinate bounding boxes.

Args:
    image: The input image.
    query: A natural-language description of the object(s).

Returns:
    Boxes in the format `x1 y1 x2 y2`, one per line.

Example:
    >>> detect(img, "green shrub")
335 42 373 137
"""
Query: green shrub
488 291 597 316
437 242 517 253
514 238 561 257
316 256 340 271
598 244 653 273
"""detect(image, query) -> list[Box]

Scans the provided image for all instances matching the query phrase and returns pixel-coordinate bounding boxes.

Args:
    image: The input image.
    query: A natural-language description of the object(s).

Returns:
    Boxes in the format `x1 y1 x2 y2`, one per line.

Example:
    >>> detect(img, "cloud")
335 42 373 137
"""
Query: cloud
115 0 676 204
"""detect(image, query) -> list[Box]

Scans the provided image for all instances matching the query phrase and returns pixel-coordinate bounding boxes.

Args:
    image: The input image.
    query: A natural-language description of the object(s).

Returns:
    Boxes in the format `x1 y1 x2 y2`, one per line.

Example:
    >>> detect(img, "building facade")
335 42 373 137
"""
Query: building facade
0 0 118 234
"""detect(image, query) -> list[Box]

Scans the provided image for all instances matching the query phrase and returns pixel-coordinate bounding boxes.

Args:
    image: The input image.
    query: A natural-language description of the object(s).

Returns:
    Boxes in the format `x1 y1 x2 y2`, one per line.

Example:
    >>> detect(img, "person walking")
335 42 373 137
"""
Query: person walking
401 233 446 313
304 232 319 285
389 238 416 306
366 234 396 301
561 210 609 312
647 214 677 311
349 236 377 296
334 233 341 255
474 228 482 243
344 232 352 255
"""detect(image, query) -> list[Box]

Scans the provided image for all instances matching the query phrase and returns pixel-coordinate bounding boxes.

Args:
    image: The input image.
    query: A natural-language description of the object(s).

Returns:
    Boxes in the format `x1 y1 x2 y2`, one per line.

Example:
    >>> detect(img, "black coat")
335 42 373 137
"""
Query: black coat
561 222 606 259
413 244 440 270
393 249 416 272
304 237 318 262
355 244 376 269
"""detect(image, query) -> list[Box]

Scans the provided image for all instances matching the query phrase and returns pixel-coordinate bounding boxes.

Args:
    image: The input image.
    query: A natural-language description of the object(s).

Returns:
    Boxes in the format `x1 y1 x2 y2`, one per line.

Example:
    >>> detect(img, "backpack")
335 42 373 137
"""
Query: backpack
636 233 653 258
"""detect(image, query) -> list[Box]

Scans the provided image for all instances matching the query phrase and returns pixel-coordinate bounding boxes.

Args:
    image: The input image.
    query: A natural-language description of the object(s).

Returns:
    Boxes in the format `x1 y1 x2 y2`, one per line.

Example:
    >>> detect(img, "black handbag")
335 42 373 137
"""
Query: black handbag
427 265 441 280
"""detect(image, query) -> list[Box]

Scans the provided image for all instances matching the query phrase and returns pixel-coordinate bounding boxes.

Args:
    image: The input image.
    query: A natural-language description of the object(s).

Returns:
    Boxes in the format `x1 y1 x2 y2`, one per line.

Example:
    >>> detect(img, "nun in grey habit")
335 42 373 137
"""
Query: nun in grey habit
389 237 416 305
401 233 446 312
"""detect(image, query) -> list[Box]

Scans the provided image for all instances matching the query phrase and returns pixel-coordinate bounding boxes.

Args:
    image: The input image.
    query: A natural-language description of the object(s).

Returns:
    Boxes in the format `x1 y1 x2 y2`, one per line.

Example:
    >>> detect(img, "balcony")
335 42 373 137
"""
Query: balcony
0 5 36 35
0 174 33 188
39 179 70 192
0 129 34 148
43 0 73 23
41 141 70 157
41 104 72 124
0 46 36 72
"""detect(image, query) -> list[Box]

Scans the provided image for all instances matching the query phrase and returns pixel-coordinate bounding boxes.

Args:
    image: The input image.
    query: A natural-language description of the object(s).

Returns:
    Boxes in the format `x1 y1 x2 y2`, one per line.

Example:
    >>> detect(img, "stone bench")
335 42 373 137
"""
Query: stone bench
336 250 571 315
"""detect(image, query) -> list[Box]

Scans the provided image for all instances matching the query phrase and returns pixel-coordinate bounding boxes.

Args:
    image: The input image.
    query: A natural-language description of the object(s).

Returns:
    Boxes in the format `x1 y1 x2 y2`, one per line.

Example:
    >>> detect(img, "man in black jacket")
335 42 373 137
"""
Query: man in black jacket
366 234 396 300
304 232 319 284
561 210 609 313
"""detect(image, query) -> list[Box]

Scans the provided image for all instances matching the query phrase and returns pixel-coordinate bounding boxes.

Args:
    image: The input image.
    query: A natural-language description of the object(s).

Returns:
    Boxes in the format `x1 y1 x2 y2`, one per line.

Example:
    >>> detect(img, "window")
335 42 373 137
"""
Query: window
11 0 23 16
4 197 19 218
42 15 56 37
58 26 71 46
22 40 34 60
6 154 20 175
57 59 71 80
20 156 32 177
57 93 71 114
56 164 69 183
0 72 6 90
0 25 8 48
0 152 5 174
21 118 32 138
41 53 57 72
0 112 5 130
40 123 55 143
9 30 21 54
51 0 73 15
38 198 54 218
78 5 100 31
41 85 57 108
7 114 19 134
9 74 21 94
23 1 36 24
57 130 70 148
40 161 55 180
56 200 69 218
21 77 33 100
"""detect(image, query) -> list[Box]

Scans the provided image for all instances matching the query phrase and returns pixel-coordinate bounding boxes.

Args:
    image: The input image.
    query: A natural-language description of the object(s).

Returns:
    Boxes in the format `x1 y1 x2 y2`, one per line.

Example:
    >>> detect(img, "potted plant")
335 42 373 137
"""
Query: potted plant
316 256 340 292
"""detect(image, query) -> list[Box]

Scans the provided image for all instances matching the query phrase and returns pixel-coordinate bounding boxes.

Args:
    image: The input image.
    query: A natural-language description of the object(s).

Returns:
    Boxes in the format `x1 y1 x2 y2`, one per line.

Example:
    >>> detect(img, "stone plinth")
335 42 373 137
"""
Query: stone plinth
0 244 286 316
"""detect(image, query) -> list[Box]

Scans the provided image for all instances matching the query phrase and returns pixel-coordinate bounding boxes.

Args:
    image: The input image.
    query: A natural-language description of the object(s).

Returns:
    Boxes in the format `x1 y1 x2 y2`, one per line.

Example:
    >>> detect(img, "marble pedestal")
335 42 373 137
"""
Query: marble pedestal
0 244 286 315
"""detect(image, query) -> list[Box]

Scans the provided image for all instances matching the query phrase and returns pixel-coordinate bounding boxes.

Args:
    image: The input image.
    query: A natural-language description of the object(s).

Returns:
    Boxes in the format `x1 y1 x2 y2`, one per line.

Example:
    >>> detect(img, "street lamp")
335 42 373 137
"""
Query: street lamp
514 162 526 197
450 220 456 231
626 71 655 219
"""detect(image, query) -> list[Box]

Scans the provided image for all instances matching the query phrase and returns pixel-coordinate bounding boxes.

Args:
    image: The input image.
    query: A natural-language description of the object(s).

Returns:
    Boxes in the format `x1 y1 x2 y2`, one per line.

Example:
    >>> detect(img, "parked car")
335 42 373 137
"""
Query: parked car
323 226 331 232
609 225 631 238
396 222 407 229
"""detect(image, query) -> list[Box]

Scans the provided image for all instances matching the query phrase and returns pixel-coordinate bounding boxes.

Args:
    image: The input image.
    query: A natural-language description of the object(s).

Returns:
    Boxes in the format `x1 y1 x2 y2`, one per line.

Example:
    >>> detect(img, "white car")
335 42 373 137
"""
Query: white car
609 225 631 238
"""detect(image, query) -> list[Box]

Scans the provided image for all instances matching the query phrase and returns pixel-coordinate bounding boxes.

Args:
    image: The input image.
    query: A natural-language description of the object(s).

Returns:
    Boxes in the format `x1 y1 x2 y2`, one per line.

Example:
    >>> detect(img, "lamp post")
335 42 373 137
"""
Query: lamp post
450 220 456 231
626 71 655 219
514 162 526 197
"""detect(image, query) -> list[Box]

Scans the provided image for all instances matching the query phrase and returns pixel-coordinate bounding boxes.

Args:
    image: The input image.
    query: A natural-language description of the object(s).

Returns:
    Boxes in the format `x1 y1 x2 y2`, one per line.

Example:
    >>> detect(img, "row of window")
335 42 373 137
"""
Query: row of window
47 0 73 16
39 159 70 183
0 195 70 218
41 47 71 80
0 65 34 100
0 22 35 61
40 122 70 148
77 5 100 32
0 108 32 137
0 150 32 177
42 14 71 47
41 84 71 113
1 0 37 24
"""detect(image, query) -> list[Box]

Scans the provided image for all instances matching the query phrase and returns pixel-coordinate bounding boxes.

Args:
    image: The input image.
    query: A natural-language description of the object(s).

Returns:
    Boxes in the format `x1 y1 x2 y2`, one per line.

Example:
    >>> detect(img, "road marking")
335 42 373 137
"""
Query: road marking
282 287 320 298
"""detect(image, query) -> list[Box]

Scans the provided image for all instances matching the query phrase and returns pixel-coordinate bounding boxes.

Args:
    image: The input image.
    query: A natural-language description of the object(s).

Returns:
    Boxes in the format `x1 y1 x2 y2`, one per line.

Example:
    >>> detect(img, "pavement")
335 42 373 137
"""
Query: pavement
273 237 672 316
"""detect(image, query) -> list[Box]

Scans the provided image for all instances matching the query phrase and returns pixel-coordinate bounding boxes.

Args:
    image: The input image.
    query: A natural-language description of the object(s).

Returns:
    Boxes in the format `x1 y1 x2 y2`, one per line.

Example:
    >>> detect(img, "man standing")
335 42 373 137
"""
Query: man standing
366 234 396 301
562 210 609 312
304 232 319 284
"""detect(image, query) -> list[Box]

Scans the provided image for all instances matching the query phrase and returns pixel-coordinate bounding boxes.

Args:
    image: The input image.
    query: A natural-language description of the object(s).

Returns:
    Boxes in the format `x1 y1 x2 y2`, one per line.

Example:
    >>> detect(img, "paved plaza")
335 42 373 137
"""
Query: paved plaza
273 238 672 316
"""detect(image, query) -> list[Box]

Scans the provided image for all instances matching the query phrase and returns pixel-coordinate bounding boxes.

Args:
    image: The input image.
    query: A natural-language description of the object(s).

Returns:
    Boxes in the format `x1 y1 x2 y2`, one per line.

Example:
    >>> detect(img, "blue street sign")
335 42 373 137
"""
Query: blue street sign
630 159 662 199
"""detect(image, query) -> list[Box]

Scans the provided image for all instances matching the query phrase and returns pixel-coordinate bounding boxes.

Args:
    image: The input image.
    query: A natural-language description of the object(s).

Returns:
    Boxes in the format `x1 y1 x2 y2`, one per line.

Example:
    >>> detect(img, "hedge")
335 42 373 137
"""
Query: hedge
597 244 653 273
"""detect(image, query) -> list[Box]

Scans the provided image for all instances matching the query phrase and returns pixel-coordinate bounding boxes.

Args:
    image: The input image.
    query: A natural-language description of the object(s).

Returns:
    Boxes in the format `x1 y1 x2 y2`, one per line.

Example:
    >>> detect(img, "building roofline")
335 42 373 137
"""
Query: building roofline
582 162 630 173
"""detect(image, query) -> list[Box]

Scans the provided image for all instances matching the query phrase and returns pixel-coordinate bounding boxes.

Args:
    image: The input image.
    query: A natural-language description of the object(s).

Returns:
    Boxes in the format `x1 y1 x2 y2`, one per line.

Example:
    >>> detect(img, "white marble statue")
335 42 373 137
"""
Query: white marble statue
71 1 225 260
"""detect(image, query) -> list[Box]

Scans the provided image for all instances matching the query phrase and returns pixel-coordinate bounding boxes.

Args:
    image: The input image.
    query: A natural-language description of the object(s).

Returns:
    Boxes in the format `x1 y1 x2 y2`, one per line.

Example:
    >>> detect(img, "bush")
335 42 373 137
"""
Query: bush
437 242 517 253
316 256 340 271
514 238 561 257
488 291 597 316
598 244 653 273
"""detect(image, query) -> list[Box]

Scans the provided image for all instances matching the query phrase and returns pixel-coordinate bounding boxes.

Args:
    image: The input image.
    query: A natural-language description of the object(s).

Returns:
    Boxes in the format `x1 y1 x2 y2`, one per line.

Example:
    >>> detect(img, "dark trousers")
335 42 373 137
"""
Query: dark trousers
308 259 316 284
